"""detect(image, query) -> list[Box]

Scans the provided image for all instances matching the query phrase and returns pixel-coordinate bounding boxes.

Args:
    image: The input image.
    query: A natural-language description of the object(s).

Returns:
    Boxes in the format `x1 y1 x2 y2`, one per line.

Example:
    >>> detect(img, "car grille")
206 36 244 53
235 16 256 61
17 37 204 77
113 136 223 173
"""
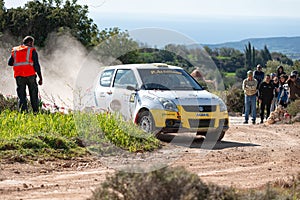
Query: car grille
182 105 216 112
188 119 215 128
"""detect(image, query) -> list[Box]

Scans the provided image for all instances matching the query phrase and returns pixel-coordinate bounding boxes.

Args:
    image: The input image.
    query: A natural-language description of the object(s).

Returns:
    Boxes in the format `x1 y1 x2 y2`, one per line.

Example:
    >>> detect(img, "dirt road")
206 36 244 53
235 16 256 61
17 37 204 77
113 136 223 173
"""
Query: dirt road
1 117 300 200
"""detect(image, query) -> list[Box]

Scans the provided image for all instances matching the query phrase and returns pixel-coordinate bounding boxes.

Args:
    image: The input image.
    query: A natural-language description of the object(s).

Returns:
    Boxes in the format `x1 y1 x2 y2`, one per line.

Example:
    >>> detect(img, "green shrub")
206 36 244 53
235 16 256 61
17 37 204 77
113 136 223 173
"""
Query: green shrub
0 94 18 111
96 113 161 152
0 110 77 139
0 134 87 160
0 110 161 161
89 167 299 200
88 167 240 200
226 86 244 113
287 99 300 117
88 167 210 200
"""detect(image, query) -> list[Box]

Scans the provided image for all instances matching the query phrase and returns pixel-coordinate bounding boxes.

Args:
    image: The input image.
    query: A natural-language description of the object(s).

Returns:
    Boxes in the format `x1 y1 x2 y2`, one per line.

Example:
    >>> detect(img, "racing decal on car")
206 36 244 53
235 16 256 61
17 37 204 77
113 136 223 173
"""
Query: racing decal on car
150 69 182 75
129 93 136 103
196 113 209 117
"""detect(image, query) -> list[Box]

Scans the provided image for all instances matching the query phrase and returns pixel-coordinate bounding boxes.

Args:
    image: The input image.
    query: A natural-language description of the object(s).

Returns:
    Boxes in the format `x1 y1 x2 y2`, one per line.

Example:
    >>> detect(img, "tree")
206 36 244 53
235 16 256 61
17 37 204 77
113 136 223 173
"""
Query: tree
2 0 99 47
252 46 256 67
244 42 255 69
260 45 272 66
203 45 213 55
93 28 139 65
271 52 293 66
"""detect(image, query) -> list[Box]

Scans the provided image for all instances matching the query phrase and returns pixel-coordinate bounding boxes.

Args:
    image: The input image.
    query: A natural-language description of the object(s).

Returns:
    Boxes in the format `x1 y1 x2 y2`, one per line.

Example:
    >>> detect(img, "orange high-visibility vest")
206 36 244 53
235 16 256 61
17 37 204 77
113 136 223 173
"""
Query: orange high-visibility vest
12 45 36 78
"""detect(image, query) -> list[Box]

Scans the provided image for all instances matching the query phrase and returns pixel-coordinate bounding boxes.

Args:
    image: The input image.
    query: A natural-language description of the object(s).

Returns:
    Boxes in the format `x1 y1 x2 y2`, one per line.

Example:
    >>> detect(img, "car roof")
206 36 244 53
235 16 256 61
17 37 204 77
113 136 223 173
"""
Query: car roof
102 63 183 70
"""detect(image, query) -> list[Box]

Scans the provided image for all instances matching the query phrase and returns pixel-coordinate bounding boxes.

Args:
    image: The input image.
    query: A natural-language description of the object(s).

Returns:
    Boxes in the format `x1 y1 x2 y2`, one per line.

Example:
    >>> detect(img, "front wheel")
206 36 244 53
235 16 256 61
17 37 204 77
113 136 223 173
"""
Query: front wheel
200 130 226 141
137 110 158 135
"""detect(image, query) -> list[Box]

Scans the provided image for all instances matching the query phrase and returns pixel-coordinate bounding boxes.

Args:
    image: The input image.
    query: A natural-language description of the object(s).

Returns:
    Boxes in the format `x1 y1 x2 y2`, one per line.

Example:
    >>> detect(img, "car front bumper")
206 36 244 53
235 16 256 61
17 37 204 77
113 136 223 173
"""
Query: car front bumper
150 105 229 133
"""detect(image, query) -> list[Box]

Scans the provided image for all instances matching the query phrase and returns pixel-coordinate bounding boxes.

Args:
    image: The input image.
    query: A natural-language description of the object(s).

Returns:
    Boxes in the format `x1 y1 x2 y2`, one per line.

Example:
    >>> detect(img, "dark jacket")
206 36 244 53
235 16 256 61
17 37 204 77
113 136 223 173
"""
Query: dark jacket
259 81 274 101
253 70 265 88
272 81 279 98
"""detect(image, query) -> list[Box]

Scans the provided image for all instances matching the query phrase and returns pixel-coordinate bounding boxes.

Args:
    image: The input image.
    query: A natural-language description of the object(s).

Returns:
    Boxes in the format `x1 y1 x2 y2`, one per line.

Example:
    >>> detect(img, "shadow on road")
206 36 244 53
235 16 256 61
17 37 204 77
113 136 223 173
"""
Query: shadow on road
157 134 260 150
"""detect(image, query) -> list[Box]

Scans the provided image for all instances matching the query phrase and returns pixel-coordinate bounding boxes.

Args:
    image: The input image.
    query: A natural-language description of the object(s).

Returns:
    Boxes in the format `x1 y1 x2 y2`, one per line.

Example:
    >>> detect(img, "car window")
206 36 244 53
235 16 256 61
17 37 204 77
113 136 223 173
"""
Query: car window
138 68 203 90
113 69 138 88
100 69 114 87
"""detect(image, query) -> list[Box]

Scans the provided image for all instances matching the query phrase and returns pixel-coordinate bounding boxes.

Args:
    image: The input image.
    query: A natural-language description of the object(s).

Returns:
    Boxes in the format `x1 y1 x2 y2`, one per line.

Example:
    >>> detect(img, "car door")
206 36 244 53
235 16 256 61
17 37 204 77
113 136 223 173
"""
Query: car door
111 69 138 120
94 69 115 111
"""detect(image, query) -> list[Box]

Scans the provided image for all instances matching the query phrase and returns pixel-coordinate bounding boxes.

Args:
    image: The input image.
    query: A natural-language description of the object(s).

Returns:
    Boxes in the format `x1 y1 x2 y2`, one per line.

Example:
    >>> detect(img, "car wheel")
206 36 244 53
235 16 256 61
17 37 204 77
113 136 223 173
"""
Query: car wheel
137 110 156 134
217 131 225 141
203 130 225 142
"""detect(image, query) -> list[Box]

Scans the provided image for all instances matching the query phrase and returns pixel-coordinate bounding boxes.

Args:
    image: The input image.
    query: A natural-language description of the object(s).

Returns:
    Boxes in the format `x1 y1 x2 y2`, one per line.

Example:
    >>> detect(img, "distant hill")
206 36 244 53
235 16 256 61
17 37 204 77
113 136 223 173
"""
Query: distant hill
204 36 300 60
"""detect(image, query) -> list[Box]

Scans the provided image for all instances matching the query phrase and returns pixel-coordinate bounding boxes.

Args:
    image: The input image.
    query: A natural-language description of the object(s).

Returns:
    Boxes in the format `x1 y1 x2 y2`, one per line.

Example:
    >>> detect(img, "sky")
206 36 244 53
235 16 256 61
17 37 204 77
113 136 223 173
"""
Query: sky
5 0 300 44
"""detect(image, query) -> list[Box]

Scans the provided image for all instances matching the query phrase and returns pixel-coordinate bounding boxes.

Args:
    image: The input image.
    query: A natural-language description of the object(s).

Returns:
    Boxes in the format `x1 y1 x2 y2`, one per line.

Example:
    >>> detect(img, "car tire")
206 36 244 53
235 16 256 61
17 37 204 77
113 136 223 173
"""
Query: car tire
137 110 157 134
217 131 225 141
203 130 225 142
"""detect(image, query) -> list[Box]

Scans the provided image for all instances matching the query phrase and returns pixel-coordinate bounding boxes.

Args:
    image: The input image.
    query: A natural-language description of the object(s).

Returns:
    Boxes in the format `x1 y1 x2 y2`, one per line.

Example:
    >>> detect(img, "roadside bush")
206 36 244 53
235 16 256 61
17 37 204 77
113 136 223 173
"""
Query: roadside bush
0 93 18 111
226 86 244 113
88 167 239 200
89 167 299 200
0 110 161 161
96 113 161 152
287 99 300 117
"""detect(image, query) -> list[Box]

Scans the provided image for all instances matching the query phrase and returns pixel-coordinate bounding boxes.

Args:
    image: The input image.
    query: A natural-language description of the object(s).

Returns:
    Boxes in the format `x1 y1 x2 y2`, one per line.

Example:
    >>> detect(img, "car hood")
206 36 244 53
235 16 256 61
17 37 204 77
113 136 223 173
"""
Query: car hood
141 90 220 105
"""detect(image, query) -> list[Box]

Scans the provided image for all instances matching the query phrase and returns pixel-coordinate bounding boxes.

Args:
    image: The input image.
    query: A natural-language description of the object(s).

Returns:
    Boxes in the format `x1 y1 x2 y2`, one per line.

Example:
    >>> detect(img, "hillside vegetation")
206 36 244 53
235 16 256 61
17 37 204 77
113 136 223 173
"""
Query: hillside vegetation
206 36 300 60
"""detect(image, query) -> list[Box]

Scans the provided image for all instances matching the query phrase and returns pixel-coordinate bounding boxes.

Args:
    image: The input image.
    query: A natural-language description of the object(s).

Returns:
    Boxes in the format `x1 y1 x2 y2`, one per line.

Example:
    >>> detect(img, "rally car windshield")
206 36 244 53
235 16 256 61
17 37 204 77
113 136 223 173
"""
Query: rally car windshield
138 68 203 91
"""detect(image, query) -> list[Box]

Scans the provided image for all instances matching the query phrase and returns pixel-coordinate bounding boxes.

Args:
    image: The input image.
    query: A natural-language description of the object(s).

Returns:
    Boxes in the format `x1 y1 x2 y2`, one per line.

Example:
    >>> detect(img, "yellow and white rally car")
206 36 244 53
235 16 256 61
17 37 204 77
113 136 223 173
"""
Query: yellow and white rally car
94 63 229 141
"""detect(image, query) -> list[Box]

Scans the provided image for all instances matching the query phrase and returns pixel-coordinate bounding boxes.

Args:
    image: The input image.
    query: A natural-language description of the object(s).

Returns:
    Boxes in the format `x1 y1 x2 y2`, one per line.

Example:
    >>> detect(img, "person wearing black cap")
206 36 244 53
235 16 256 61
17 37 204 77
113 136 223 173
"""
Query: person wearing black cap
8 36 43 113
242 70 258 124
287 70 300 102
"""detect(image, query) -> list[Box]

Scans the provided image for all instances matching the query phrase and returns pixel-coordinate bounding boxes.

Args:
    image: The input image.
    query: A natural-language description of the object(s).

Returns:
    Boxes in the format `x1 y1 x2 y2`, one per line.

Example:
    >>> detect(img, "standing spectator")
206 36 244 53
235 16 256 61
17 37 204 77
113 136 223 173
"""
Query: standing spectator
253 64 265 108
270 73 276 83
242 70 258 124
270 76 279 111
258 75 275 123
286 70 300 102
253 64 265 89
190 68 214 89
276 65 286 78
190 68 206 86
277 74 289 108
8 36 43 113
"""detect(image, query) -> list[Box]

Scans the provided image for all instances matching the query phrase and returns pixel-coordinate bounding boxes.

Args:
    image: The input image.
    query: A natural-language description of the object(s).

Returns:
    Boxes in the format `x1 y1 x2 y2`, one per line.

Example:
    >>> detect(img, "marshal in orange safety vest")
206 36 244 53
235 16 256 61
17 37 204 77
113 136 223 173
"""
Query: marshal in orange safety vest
8 36 43 113
11 45 37 78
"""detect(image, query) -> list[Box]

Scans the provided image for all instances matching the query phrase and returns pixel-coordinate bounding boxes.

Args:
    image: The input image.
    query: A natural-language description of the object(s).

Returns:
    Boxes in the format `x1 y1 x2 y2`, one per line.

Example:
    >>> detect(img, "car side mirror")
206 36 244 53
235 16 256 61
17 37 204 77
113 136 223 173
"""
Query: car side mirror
202 85 208 91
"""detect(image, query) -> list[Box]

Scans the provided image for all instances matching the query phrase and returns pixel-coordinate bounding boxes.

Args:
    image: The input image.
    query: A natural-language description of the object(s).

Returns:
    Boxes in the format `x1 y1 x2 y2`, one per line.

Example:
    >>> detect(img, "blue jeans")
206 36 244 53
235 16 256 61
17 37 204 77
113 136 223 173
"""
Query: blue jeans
244 95 256 122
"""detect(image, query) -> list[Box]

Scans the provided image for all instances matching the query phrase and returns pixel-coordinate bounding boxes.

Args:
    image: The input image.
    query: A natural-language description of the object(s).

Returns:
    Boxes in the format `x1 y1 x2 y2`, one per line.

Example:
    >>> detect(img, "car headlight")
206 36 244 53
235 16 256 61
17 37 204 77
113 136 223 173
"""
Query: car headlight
218 98 227 112
158 98 178 111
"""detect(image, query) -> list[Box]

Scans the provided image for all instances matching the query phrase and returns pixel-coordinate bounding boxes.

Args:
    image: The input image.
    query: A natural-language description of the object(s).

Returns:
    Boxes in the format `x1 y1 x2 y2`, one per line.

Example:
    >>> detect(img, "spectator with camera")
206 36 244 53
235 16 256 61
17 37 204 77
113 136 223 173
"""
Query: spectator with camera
277 74 289 108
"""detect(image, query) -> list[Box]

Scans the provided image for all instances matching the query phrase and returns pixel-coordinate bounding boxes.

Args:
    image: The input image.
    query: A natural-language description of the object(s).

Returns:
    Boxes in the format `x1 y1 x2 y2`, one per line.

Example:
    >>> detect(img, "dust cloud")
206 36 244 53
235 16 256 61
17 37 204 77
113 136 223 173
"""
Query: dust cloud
0 32 103 110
